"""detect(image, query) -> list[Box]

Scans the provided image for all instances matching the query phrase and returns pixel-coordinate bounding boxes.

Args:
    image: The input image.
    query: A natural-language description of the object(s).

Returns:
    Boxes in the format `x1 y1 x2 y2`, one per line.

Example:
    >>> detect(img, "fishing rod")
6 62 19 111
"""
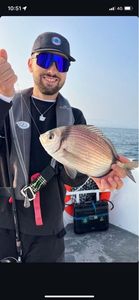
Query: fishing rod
0 120 22 263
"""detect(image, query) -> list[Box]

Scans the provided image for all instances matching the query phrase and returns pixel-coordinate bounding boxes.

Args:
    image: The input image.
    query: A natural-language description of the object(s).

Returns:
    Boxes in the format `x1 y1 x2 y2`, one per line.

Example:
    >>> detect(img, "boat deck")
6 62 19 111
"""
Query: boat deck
64 223 138 262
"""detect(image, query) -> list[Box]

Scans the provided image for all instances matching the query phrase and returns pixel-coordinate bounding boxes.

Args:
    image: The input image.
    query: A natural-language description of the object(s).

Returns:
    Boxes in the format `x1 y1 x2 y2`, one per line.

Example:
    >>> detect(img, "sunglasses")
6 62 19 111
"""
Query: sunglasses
32 52 70 72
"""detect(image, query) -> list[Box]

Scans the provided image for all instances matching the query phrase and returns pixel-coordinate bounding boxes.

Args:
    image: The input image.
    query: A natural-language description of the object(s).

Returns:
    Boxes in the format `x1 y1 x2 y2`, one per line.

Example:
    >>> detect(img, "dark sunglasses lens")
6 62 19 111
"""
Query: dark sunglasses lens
37 53 52 69
54 54 70 72
36 53 70 72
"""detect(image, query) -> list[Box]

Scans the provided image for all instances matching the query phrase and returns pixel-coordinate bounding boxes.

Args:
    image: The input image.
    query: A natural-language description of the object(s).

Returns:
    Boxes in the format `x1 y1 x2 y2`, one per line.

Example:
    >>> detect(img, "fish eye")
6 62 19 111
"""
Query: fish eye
49 132 54 140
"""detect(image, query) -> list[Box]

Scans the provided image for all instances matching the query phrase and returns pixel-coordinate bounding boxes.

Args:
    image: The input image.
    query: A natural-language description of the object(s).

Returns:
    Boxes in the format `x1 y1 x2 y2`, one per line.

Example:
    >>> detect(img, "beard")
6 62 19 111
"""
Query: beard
33 74 65 96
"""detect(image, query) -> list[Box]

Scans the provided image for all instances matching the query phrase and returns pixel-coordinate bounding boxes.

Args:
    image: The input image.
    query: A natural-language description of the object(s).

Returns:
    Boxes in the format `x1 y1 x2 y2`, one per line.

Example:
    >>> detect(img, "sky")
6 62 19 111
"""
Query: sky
0 16 138 129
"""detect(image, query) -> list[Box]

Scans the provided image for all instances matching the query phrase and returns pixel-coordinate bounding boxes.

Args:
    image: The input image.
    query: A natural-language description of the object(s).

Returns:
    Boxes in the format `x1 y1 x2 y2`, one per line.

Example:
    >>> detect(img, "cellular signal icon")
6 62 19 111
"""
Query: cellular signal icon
22 6 27 11
109 7 116 11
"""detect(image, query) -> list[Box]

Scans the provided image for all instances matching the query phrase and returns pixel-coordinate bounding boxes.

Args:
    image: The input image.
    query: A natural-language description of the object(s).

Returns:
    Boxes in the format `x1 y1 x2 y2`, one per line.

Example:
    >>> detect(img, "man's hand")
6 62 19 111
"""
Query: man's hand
0 49 17 97
92 155 130 191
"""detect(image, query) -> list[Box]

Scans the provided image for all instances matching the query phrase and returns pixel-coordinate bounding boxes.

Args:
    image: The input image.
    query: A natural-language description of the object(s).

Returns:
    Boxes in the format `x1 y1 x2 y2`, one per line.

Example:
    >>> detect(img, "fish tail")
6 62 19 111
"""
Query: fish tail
124 161 138 183
117 160 138 183
124 161 139 170
125 169 136 183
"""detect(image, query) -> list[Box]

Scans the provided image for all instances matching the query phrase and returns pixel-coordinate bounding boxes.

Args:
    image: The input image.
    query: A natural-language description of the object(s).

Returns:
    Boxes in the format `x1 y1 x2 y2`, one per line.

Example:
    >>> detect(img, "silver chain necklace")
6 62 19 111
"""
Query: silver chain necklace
31 97 56 121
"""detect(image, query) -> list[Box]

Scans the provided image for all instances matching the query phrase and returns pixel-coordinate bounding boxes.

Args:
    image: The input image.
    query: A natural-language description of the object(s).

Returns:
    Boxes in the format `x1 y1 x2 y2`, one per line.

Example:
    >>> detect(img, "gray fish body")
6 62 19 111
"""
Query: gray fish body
39 125 138 181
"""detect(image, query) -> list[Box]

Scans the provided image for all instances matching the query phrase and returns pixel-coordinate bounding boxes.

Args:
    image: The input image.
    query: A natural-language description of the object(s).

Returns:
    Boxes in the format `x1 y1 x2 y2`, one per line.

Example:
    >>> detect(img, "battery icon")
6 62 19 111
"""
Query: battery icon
124 6 132 10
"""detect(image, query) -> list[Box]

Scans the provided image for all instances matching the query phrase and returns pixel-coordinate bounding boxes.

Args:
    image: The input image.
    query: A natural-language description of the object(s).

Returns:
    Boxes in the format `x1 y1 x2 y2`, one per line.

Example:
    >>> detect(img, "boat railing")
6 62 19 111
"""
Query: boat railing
66 189 102 203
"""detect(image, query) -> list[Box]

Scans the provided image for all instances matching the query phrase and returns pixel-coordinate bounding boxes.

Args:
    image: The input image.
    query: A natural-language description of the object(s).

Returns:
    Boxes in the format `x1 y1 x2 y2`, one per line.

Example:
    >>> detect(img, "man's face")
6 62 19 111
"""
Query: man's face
28 51 68 96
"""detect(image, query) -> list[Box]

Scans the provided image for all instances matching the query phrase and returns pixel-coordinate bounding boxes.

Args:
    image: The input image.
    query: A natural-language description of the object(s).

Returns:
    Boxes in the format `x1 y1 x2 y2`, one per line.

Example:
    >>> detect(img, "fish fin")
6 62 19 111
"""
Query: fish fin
86 125 106 138
64 166 77 179
117 160 139 171
62 148 83 178
124 161 138 183
74 124 105 138
126 170 136 183
124 161 139 169
116 160 138 183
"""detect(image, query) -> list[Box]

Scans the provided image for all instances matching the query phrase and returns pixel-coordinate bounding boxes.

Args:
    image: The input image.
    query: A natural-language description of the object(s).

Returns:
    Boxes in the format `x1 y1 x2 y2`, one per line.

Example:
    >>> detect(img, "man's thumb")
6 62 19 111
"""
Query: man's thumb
0 49 8 61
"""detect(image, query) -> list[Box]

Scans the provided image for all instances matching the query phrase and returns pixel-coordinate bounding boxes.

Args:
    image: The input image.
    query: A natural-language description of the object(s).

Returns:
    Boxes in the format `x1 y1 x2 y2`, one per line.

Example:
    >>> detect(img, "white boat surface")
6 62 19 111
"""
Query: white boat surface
64 168 139 262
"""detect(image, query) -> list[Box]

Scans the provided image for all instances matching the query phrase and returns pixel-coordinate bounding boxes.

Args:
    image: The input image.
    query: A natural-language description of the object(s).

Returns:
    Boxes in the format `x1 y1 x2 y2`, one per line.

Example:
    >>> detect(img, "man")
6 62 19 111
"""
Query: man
0 32 127 262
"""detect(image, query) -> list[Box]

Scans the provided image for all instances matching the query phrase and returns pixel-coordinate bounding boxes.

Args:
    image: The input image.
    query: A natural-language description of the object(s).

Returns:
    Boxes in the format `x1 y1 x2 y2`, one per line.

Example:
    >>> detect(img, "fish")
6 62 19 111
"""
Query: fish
39 124 138 182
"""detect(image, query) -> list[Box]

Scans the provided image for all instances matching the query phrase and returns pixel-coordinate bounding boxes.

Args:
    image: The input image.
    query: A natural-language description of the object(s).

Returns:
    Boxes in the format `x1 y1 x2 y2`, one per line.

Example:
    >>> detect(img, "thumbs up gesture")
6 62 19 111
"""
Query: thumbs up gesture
0 49 17 97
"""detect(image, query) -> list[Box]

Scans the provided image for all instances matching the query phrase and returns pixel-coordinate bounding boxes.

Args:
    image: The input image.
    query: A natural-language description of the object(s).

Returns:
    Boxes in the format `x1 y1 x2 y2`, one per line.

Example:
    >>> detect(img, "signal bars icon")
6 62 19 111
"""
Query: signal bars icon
109 7 116 11
109 6 133 12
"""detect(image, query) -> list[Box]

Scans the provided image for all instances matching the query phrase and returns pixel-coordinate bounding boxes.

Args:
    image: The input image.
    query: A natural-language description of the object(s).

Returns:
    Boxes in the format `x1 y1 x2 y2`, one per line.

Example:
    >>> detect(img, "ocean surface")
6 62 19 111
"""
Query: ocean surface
100 127 138 161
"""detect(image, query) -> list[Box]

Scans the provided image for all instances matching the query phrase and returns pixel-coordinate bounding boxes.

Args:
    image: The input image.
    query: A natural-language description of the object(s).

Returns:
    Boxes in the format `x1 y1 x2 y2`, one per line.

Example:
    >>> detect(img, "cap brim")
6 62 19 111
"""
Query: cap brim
32 48 76 61
69 55 76 62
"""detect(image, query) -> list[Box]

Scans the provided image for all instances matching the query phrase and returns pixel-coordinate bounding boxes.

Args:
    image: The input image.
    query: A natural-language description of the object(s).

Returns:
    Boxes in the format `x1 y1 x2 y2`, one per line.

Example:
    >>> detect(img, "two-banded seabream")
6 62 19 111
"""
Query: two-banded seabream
39 125 138 182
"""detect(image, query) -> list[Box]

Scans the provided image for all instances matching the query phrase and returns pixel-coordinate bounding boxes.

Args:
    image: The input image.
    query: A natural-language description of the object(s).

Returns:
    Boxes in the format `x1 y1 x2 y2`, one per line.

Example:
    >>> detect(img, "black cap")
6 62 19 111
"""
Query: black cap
31 32 75 62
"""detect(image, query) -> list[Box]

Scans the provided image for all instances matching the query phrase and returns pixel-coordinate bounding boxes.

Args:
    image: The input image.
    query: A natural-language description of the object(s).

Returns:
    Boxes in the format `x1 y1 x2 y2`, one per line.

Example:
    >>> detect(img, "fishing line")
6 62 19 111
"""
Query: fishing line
74 177 91 192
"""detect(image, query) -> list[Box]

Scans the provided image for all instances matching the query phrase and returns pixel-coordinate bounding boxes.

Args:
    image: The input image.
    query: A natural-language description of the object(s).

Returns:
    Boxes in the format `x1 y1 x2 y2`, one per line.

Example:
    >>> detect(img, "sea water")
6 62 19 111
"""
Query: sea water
101 127 138 161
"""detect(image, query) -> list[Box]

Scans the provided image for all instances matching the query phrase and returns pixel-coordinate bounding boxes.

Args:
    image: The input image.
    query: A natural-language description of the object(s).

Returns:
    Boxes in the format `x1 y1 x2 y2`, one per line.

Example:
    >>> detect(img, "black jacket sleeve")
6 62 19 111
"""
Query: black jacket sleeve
0 99 12 187
0 100 12 131
0 99 12 150
72 107 87 125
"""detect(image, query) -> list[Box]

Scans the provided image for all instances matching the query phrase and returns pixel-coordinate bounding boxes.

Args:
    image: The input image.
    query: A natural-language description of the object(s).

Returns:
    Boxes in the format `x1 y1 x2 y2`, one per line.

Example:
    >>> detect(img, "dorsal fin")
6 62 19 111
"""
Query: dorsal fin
85 125 106 138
